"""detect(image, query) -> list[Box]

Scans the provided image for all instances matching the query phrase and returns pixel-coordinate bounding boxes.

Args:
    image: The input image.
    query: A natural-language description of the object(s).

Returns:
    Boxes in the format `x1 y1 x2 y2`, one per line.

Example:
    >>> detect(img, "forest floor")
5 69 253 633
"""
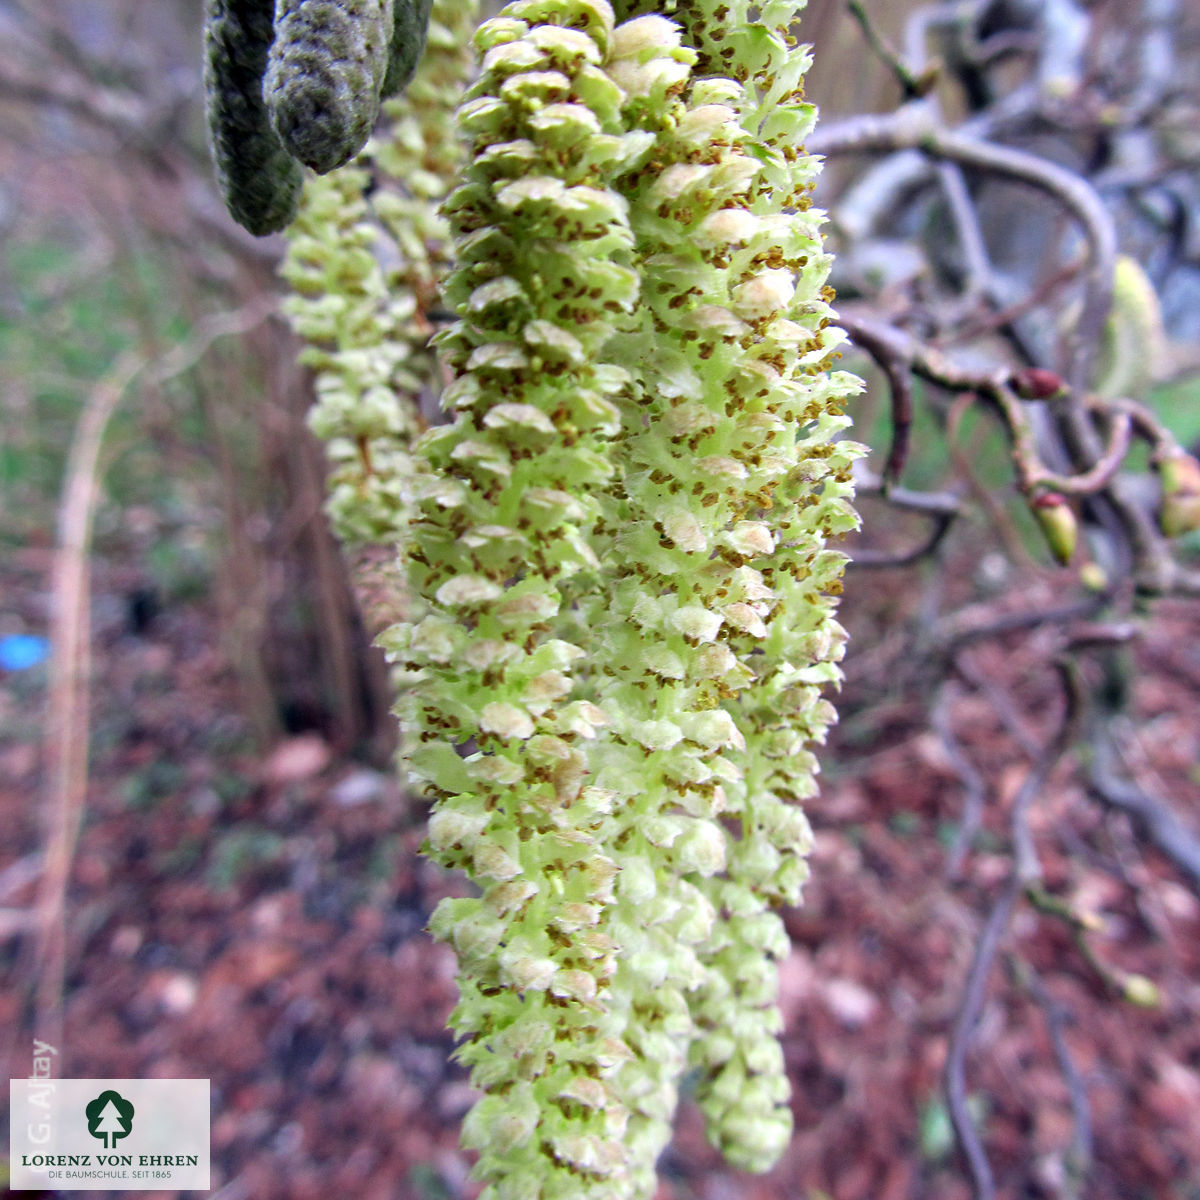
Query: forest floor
2 539 1199 1200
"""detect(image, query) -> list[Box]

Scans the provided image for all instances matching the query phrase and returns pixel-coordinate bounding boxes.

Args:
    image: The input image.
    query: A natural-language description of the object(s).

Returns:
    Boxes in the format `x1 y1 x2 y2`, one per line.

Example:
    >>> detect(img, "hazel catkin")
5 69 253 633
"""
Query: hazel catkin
381 0 434 97
265 0 394 173
203 0 303 235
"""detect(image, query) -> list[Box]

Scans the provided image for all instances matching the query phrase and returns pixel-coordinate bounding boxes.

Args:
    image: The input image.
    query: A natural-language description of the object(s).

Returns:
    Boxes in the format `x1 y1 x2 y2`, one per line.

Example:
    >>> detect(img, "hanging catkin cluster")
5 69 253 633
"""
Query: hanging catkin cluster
593 0 862 1170
280 0 478 548
396 7 654 1194
204 0 436 234
282 0 862 1194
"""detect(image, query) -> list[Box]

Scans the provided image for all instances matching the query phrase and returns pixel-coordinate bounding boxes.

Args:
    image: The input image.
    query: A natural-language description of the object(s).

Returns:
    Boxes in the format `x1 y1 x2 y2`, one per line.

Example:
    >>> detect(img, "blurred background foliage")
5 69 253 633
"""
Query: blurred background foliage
0 0 392 753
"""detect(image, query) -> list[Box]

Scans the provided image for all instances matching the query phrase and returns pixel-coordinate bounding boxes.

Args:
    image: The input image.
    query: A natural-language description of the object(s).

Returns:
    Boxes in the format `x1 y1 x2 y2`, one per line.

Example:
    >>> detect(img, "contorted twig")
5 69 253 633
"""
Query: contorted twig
1086 717 1200 895
848 468 962 568
811 113 1117 395
944 659 1085 1200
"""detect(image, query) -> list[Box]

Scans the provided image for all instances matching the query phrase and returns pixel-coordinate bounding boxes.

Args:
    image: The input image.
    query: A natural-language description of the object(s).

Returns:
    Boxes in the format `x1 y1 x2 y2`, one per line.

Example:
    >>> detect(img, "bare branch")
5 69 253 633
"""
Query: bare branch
30 301 277 1047
1086 721 1200 894
838 314 915 484
944 660 1083 1199
936 160 993 299
1016 960 1093 1198
811 114 1117 394
946 879 1018 1200
932 682 991 878
847 469 962 568
35 350 143 1051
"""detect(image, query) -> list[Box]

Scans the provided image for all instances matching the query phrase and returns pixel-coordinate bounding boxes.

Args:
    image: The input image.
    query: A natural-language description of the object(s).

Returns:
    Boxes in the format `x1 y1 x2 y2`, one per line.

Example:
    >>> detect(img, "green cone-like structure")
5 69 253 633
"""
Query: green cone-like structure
266 0 394 173
204 0 304 235
280 0 478 547
286 0 861 1194
381 0 435 96
394 7 662 1195
282 163 426 546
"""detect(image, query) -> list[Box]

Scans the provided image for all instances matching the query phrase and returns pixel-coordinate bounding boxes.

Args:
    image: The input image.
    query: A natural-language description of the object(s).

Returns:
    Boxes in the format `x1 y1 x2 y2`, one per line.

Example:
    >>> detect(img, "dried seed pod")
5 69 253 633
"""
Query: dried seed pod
266 0 394 174
380 0 434 97
204 0 303 236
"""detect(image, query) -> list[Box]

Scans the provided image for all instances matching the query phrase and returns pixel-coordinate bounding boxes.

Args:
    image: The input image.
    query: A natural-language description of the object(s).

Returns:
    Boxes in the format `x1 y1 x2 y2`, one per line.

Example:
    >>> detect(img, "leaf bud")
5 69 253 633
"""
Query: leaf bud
1079 562 1109 592
1011 367 1067 400
1031 492 1078 564
1122 973 1161 1008
1158 450 1200 537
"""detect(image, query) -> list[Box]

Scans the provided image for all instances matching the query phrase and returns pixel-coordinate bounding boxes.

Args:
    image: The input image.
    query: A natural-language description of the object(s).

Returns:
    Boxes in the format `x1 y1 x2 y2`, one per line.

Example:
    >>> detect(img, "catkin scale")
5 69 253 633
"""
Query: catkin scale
266 0 394 174
203 0 303 236
381 0 434 96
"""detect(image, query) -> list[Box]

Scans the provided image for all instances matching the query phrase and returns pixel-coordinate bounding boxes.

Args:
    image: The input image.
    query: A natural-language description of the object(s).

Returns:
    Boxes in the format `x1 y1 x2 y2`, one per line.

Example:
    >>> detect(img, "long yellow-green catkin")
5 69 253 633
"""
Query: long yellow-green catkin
204 0 303 235
393 6 667 1195
372 0 479 323
608 0 863 1172
281 165 426 547
283 0 863 1190
266 0 394 173
280 0 478 551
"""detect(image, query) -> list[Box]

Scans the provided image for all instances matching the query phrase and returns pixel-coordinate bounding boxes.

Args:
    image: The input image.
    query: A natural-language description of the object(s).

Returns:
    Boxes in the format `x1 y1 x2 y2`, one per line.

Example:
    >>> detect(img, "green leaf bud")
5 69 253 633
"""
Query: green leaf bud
1032 492 1078 565
1122 973 1162 1008
1093 255 1167 400
1158 450 1200 537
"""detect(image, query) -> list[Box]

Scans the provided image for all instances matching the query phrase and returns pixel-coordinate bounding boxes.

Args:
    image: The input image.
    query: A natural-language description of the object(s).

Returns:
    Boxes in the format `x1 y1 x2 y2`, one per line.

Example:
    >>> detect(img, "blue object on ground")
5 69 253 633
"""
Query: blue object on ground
0 634 51 671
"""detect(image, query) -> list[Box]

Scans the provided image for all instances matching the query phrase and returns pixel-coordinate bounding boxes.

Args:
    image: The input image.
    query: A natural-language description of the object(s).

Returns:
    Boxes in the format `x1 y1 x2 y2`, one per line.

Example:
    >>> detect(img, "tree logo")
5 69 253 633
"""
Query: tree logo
85 1089 135 1149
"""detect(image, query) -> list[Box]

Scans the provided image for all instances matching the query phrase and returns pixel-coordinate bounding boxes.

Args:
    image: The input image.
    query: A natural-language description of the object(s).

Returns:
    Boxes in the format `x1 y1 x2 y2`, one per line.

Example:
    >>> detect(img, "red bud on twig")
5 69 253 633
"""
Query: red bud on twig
1011 368 1067 400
